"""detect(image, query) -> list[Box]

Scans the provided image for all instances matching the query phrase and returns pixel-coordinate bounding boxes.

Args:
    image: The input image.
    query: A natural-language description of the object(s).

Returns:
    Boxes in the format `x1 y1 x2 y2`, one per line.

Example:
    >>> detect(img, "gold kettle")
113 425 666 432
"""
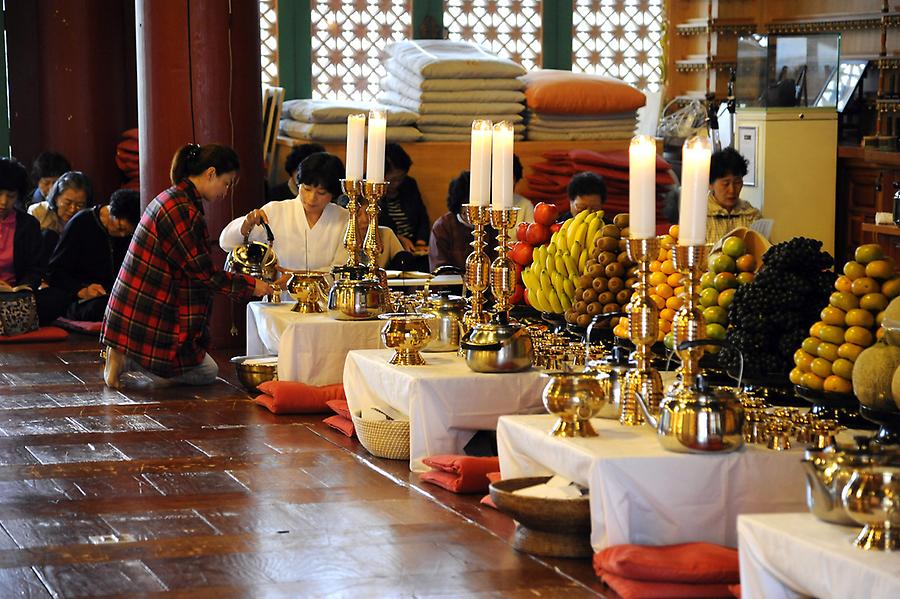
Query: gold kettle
224 222 278 282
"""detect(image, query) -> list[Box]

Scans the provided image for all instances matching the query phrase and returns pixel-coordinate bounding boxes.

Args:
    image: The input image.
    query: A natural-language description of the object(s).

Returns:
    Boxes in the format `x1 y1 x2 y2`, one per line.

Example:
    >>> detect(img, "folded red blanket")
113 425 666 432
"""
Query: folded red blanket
600 572 735 599
594 543 739 584
0 326 68 343
323 414 355 437
728 584 741 598
326 399 351 419
570 149 671 172
420 455 500 494
253 381 344 414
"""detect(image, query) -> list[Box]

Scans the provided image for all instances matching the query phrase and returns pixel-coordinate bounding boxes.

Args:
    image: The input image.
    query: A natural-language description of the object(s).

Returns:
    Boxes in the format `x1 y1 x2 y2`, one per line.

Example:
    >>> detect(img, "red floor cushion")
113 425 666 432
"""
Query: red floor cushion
420 455 500 494
253 381 345 414
0 326 69 343
594 543 740 584
323 415 355 437
599 573 735 599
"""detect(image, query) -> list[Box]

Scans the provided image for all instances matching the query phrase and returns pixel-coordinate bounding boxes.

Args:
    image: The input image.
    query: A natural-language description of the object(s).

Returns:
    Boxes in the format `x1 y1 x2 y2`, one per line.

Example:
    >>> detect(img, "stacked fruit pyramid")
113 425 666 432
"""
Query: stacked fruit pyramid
613 225 682 342
718 238 835 379
563 214 635 328
521 209 605 313
790 243 900 394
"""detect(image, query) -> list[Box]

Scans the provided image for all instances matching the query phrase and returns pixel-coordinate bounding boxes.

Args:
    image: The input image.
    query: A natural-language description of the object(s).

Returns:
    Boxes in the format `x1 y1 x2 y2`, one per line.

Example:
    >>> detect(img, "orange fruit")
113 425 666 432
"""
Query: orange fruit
837 342 865 362
667 272 683 288
810 320 828 338
660 260 676 275
736 272 754 285
666 295 684 310
649 271 668 286
789 367 805 385
845 308 875 329
832 358 855 380
735 254 756 272
649 260 662 272
882 277 900 299
718 288 736 308
660 234 676 250
851 277 879 296
668 224 680 239
860 292 889 312
820 305 846 326
854 243 885 264
865 259 895 280
845 325 874 347
810 357 833 378
816 341 839 362
830 291 859 312
660 308 676 322
818 325 845 345
843 261 867 280
650 294 666 310
659 318 672 333
794 349 814 372
834 275 853 293
802 336 821 355
801 372 824 391
655 284 674 299
824 375 852 394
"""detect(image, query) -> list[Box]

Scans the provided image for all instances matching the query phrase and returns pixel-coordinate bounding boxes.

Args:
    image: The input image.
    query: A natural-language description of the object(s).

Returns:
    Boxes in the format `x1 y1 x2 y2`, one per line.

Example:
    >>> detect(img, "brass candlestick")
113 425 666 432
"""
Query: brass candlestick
621 237 663 426
362 180 391 307
462 203 491 331
668 244 709 397
341 178 364 268
490 206 520 319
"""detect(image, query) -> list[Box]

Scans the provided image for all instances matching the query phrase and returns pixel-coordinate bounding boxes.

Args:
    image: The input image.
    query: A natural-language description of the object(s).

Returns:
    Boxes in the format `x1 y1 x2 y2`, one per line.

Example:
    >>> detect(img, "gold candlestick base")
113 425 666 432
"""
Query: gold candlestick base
362 180 391 312
490 206 520 320
666 244 709 401
341 178 364 268
621 237 663 426
462 204 491 331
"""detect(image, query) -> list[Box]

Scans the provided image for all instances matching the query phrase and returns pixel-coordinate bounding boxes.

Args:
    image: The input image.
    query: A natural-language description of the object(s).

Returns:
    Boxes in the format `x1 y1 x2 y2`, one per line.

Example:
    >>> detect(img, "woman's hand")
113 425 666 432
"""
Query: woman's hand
398 234 416 252
253 278 275 297
77 283 107 300
240 209 269 237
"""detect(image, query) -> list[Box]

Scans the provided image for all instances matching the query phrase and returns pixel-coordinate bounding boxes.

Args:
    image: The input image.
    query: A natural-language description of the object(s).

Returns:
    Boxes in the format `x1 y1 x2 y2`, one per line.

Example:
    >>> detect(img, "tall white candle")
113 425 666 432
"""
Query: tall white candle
629 135 657 239
490 121 514 209
469 120 492 206
365 109 386 183
678 135 712 246
345 113 366 180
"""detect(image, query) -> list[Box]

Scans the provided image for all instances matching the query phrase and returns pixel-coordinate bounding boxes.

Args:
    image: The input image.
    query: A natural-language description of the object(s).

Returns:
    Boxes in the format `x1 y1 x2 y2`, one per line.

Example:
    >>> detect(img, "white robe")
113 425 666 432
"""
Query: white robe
219 200 348 272
333 225 404 268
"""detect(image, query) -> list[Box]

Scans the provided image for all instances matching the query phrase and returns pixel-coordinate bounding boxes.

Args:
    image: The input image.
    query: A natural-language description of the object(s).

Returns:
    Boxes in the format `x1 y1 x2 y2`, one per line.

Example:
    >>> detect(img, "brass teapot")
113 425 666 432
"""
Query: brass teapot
224 222 278 282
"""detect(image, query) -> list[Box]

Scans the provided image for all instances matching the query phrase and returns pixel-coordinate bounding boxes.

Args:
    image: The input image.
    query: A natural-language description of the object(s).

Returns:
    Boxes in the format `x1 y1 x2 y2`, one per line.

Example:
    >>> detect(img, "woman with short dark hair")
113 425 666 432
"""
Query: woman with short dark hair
219 152 349 272
26 151 71 210
706 147 760 244
0 158 42 293
102 144 273 389
378 143 430 252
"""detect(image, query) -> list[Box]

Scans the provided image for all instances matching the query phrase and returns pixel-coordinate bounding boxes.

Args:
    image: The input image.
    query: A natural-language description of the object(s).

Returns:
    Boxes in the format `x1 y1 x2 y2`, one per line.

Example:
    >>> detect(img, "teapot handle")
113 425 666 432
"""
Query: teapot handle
243 222 276 245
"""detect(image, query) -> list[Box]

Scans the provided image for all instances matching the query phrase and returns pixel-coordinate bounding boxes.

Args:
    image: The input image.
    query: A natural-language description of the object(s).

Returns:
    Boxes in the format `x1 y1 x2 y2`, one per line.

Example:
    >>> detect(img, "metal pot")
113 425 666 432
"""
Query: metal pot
842 467 900 551
286 271 329 313
460 317 533 373
542 371 608 437
224 222 278 282
326 276 388 321
417 291 465 352
587 345 632 419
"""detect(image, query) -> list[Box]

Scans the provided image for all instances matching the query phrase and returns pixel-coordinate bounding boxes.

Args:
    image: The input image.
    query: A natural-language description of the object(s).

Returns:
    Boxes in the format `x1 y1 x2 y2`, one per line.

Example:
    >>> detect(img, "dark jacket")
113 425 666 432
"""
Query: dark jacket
378 176 430 244
48 207 130 299
428 212 496 271
12 209 42 290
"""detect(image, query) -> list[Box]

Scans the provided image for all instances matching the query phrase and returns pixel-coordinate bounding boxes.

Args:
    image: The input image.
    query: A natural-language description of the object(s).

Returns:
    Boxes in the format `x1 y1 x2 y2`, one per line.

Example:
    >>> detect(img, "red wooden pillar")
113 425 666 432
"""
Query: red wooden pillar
136 0 264 348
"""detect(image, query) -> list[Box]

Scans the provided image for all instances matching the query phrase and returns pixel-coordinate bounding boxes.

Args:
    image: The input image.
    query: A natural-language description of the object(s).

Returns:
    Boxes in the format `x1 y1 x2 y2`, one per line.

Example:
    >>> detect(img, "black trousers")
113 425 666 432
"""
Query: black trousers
37 287 108 325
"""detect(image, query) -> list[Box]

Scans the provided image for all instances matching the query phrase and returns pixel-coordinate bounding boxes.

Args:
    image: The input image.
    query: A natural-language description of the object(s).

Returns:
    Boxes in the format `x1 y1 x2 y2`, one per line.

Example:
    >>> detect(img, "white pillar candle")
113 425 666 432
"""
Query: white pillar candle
345 113 366 180
469 119 492 206
628 134 657 239
678 135 712 246
490 121 514 209
365 109 386 183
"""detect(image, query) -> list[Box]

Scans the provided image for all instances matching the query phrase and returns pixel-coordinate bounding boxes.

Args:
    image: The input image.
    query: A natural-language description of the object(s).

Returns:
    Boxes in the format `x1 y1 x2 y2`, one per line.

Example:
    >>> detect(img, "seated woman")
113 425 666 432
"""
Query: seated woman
0 158 42 294
379 143 430 252
220 152 348 273
24 152 71 211
28 171 93 269
428 171 496 272
40 189 141 323
564 171 607 219
337 206 410 269
706 147 761 244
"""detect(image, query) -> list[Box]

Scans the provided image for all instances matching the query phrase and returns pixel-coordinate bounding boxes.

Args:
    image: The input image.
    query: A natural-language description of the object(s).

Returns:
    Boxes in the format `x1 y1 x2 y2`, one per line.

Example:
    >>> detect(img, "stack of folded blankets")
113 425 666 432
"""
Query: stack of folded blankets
115 129 139 190
524 149 675 227
378 40 527 141
522 70 645 141
593 542 741 599
280 99 421 143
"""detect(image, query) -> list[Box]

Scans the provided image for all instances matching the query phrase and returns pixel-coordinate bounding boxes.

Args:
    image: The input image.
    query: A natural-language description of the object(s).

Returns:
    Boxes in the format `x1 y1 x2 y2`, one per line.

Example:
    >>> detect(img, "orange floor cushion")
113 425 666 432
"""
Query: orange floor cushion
522 70 646 115
0 326 69 343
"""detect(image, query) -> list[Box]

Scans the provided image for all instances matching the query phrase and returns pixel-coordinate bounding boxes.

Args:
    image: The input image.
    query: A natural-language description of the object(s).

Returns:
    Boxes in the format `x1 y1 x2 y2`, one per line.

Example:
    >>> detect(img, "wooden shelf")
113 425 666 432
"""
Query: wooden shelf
839 145 900 166
676 18 756 36
862 222 900 237
766 12 900 34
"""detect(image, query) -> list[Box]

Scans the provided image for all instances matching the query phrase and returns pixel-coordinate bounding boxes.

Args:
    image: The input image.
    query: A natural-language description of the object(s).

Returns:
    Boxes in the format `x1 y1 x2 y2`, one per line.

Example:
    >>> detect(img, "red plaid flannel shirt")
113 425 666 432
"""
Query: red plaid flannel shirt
101 180 254 377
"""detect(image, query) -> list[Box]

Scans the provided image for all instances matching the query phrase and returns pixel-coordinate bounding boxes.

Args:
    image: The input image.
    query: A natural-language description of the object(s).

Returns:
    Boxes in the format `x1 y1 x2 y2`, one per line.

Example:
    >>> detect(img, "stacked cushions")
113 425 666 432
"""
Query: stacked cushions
253 380 345 415
280 99 421 143
115 129 139 190
420 455 500 494
323 399 355 437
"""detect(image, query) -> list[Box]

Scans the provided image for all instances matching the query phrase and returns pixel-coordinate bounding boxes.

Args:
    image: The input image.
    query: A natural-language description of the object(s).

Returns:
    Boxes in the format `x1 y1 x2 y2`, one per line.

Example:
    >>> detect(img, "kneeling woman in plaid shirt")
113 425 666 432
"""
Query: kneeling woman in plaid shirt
101 144 274 388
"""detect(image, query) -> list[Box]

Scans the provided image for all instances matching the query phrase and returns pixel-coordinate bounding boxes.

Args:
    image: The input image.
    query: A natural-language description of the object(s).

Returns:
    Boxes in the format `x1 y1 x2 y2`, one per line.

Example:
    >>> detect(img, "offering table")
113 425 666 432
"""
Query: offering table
246 302 384 385
497 414 806 551
738 513 900 599
343 349 545 471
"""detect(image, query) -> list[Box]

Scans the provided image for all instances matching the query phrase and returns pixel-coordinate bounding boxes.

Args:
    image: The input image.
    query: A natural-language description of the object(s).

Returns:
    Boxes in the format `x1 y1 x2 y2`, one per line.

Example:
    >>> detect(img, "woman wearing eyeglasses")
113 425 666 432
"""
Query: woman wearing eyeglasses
219 152 349 273
102 144 274 389
28 171 93 271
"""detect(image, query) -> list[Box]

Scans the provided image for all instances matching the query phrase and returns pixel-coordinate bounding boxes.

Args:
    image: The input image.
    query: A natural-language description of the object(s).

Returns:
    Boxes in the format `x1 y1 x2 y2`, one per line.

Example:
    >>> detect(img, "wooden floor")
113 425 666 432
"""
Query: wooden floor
0 334 613 598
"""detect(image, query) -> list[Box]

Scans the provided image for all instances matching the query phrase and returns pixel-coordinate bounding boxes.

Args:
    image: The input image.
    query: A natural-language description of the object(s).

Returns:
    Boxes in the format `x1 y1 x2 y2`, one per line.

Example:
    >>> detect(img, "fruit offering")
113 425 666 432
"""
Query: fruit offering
695 235 760 348
719 237 835 378
565 214 635 328
522 209 605 313
510 202 561 305
613 224 682 342
790 243 900 394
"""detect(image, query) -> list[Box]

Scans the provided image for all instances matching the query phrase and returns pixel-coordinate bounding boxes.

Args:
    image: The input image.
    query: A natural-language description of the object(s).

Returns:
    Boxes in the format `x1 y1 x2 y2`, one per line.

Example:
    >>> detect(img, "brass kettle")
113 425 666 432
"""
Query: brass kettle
224 222 278 282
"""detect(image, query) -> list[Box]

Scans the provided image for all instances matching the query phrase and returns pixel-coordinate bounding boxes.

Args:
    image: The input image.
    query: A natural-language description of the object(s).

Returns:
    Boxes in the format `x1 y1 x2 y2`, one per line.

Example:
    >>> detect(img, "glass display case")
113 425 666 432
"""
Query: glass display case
736 33 841 109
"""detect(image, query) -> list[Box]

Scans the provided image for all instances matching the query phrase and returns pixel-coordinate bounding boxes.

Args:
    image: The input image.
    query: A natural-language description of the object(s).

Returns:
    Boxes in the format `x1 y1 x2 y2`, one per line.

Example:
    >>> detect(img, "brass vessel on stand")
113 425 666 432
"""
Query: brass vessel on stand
379 313 433 366
461 203 491 335
621 237 663 426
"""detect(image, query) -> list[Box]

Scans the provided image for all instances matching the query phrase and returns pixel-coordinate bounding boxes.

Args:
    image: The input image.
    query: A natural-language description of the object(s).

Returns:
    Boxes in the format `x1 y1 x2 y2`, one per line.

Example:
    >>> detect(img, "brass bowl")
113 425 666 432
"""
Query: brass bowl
230 355 278 393
489 476 591 558
842 467 900 551
379 313 432 366
541 371 607 437
286 271 328 313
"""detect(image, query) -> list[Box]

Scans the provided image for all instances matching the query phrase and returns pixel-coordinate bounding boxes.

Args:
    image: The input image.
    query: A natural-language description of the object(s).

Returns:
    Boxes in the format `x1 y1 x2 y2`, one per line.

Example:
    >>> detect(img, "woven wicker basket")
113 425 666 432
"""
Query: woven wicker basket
351 411 410 460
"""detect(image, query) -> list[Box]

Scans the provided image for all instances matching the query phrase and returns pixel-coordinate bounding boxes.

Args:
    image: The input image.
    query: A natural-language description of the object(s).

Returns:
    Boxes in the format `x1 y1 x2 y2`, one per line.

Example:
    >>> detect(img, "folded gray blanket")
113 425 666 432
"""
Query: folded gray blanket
385 40 526 79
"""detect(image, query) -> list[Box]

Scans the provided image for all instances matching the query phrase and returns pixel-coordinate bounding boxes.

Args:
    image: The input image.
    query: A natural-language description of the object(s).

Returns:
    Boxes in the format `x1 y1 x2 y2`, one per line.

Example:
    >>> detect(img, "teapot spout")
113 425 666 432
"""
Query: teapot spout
801 457 834 512
633 391 658 429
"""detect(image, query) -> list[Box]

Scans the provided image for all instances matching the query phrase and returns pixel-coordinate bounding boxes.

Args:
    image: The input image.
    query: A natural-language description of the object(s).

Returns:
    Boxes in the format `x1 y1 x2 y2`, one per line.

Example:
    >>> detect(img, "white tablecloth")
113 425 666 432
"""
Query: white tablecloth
343 349 546 471
738 513 900 599
497 414 806 550
246 302 385 385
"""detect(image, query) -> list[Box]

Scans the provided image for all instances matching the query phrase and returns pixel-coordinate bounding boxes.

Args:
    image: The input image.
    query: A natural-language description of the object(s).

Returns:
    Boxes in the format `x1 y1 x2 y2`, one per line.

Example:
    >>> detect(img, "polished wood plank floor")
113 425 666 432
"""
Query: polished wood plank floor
0 336 612 598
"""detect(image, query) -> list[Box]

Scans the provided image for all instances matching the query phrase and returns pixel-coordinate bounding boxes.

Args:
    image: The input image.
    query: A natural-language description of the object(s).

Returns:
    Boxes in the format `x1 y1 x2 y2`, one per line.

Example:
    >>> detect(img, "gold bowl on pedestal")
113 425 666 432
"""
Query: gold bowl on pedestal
842 467 900 551
286 271 328 313
541 371 607 438
379 313 433 366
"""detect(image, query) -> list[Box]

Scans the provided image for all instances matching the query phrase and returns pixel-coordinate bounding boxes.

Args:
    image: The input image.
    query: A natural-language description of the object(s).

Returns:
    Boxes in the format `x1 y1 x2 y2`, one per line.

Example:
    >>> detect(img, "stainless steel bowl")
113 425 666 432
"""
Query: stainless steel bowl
326 277 389 321
460 319 533 373
230 355 278 392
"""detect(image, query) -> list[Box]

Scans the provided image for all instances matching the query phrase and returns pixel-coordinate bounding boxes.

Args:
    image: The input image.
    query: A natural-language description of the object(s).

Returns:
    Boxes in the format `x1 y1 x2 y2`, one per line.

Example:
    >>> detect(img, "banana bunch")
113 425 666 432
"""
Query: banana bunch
522 210 605 313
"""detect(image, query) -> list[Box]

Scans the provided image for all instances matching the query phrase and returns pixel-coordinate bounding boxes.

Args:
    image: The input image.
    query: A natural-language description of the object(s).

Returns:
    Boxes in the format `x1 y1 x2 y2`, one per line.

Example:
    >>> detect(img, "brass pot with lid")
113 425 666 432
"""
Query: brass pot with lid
460 315 533 373
224 222 278 282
